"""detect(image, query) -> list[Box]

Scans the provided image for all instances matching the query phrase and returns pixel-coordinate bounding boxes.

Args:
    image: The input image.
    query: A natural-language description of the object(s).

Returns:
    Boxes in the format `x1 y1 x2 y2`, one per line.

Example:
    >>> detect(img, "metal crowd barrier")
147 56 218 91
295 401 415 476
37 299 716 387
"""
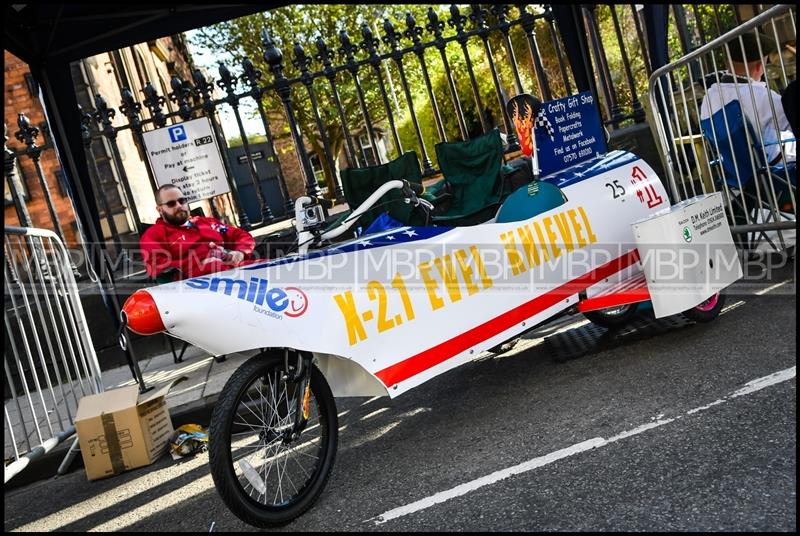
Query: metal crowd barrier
647 4 796 254
4 226 104 483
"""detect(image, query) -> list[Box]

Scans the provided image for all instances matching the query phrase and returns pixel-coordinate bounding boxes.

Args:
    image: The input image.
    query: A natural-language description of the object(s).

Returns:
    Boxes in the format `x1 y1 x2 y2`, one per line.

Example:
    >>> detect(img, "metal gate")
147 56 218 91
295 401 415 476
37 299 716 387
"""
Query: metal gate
647 4 795 254
4 226 104 483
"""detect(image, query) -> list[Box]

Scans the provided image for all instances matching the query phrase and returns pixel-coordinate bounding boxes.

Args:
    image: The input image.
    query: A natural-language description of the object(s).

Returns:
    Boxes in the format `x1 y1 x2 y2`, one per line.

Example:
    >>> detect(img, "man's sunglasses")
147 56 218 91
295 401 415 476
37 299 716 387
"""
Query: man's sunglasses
159 197 188 208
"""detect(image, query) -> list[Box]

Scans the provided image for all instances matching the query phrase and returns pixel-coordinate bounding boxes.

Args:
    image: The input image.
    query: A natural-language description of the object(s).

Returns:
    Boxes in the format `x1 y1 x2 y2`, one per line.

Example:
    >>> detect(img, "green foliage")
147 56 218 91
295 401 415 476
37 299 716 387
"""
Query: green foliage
191 4 560 178
227 134 267 147
190 5 432 180
190 3 740 182
592 4 737 127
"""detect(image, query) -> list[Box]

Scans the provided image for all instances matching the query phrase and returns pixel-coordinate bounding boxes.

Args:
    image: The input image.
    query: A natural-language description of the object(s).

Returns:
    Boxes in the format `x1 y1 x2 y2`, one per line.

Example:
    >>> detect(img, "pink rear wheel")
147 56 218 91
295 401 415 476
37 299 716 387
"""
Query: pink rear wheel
681 292 726 323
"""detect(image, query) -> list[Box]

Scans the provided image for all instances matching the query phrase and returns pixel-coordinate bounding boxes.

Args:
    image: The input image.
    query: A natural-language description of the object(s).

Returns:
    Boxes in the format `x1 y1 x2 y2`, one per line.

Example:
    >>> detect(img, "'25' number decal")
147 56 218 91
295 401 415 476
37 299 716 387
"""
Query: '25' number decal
605 180 626 199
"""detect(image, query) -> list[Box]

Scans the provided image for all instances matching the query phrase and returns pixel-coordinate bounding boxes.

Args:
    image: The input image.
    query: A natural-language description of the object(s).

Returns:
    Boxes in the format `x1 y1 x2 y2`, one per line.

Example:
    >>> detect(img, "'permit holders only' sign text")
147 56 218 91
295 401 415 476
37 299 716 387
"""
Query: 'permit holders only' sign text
143 117 230 203
536 91 606 176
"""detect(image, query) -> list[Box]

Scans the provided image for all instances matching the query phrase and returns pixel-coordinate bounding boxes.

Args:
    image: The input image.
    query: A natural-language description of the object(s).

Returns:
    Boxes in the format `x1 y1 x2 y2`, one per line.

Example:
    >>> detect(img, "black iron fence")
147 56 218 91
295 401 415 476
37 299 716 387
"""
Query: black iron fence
71 5 582 239
8 4 745 252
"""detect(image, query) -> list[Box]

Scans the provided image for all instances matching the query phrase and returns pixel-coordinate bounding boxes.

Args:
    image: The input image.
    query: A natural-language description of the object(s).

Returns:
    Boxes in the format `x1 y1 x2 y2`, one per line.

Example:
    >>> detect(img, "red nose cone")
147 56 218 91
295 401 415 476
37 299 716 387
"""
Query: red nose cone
123 290 166 335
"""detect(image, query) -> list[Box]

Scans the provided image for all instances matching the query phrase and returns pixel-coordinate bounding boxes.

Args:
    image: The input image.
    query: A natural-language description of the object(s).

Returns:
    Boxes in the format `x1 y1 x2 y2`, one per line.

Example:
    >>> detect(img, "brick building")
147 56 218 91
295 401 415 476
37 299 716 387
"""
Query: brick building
5 35 218 249
5 50 80 246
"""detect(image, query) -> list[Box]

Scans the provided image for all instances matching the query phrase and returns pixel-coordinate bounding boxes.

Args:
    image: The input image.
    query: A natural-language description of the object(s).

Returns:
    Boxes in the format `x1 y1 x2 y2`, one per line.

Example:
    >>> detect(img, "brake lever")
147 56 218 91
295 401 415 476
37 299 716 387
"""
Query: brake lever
417 198 434 211
402 189 434 212
401 180 429 208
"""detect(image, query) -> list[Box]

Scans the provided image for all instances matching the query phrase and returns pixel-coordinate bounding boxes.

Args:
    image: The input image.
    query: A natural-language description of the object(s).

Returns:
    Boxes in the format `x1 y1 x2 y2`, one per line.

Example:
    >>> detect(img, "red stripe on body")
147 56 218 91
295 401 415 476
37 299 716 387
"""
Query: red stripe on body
577 287 651 313
376 249 640 388
577 268 650 313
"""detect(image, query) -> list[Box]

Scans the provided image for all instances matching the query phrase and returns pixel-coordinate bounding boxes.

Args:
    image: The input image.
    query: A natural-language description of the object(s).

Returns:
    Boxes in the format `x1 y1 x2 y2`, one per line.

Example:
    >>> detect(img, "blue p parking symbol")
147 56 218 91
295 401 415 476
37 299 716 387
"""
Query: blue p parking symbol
168 125 187 143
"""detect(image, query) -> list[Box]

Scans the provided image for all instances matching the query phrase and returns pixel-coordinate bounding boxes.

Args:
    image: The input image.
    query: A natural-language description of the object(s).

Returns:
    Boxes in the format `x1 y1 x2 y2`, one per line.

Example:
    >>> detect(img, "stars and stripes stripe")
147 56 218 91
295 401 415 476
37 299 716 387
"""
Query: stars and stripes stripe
243 226 454 271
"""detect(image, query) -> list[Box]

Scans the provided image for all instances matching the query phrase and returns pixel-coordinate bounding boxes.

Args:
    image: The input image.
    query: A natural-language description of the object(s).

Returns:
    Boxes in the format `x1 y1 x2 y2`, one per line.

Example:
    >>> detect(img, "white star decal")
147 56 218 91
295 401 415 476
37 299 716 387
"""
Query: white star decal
403 229 417 237
385 235 396 240
357 240 372 247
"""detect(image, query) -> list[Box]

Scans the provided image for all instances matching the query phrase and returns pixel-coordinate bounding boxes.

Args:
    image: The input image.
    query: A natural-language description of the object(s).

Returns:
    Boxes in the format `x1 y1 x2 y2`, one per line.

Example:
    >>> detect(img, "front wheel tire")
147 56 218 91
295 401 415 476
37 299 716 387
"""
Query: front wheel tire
208 350 338 528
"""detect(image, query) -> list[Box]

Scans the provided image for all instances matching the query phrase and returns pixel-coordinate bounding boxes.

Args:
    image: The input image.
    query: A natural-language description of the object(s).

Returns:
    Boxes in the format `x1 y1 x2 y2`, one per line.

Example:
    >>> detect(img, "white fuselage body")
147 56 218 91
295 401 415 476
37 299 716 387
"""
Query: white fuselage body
146 151 671 397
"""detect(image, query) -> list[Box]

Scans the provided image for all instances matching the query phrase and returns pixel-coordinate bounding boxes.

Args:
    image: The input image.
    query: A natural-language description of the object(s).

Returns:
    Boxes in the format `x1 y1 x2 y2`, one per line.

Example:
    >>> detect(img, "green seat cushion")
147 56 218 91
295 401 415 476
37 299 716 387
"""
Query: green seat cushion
432 129 504 225
339 151 424 229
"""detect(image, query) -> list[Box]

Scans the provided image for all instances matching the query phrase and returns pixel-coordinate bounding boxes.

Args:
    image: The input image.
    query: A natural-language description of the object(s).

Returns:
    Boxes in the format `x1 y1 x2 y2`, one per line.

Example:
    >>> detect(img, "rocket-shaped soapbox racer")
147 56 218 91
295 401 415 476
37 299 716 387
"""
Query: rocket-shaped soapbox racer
122 92 742 528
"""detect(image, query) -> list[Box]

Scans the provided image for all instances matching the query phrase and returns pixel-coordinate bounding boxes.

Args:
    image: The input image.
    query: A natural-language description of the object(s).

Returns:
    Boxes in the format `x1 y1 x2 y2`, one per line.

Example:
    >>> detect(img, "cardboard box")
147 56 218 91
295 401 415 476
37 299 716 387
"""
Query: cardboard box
74 380 178 481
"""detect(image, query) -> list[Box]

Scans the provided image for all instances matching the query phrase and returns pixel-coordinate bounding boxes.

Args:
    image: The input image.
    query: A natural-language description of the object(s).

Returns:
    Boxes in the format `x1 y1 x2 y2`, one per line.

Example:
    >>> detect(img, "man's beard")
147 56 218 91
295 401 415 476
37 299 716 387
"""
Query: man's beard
162 209 189 226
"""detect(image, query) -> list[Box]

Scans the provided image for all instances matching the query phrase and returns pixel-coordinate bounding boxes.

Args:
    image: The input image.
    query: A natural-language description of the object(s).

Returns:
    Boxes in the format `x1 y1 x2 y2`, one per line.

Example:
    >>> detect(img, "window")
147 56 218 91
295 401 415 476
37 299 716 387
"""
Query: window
358 134 380 167
72 58 128 214
24 73 38 97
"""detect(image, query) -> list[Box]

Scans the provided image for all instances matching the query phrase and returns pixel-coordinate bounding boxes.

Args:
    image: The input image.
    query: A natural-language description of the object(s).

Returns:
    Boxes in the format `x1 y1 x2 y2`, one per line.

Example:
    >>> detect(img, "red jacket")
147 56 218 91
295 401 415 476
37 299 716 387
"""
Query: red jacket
140 216 256 280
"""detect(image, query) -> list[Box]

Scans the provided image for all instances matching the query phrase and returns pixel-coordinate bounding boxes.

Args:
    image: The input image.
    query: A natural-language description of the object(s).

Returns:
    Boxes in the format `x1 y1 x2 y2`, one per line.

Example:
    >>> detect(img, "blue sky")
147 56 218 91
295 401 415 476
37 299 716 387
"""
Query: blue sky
185 28 264 142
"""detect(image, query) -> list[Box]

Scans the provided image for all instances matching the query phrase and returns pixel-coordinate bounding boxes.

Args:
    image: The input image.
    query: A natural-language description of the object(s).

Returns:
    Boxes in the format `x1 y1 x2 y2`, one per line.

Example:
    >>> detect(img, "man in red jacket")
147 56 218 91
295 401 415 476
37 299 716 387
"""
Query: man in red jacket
141 184 256 282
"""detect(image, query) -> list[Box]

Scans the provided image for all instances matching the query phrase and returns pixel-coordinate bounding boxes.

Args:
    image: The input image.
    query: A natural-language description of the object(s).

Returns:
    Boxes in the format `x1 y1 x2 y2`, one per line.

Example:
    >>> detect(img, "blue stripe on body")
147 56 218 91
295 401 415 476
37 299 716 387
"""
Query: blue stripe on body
541 150 639 190
241 225 454 272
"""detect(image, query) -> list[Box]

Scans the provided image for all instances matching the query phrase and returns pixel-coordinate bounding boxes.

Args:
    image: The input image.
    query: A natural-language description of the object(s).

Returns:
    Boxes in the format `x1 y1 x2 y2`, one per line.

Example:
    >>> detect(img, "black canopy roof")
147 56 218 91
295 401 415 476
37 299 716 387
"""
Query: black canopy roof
4 4 272 66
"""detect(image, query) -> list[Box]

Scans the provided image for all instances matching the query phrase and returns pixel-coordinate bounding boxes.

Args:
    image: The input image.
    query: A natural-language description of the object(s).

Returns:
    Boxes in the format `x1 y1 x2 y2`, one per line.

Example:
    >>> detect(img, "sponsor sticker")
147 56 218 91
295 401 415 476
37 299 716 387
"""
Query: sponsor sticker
184 276 309 318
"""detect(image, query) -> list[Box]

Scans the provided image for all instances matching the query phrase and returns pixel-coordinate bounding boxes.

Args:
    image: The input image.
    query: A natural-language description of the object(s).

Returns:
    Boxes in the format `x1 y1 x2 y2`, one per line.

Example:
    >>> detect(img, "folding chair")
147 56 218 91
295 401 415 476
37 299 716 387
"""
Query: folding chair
430 129 506 226
701 99 796 251
336 151 428 233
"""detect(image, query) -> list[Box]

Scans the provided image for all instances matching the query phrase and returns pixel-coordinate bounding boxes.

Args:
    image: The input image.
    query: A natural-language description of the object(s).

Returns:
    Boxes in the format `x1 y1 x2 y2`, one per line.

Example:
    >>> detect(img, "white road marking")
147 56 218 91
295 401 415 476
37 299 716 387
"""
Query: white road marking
730 366 796 398
369 365 796 525
361 407 389 420
361 396 383 407
604 418 675 444
720 300 745 314
368 438 606 525
686 399 725 415
754 279 792 296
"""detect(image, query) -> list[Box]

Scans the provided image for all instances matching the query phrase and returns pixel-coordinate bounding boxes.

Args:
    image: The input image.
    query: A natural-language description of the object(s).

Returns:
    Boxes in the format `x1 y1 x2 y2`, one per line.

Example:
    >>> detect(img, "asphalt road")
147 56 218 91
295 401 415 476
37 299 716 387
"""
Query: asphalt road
4 261 796 532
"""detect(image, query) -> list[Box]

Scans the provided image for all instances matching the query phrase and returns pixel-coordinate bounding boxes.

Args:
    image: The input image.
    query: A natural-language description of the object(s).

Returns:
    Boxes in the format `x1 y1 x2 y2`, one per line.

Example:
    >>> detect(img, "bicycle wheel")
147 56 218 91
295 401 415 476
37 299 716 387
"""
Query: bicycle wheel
209 350 338 527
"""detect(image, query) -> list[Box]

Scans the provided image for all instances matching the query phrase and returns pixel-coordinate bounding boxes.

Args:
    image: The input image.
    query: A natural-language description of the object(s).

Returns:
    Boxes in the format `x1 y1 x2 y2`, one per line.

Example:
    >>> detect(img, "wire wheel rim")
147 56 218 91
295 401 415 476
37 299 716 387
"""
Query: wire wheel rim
228 367 325 508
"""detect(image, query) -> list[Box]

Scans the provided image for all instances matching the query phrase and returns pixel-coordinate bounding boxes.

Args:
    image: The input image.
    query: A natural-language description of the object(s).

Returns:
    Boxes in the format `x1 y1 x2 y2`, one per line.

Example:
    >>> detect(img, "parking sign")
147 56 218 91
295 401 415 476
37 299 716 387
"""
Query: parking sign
168 125 187 143
142 118 230 202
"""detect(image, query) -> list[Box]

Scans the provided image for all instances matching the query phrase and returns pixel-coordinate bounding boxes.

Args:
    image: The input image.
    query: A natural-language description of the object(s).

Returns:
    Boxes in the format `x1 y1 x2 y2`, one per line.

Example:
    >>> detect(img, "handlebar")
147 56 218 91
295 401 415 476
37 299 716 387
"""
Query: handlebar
294 179 430 254
404 181 424 195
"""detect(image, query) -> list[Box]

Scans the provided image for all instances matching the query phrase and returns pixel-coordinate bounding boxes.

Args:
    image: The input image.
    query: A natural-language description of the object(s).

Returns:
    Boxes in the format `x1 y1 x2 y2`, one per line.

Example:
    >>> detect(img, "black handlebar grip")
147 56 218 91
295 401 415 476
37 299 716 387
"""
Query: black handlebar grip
405 181 424 195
